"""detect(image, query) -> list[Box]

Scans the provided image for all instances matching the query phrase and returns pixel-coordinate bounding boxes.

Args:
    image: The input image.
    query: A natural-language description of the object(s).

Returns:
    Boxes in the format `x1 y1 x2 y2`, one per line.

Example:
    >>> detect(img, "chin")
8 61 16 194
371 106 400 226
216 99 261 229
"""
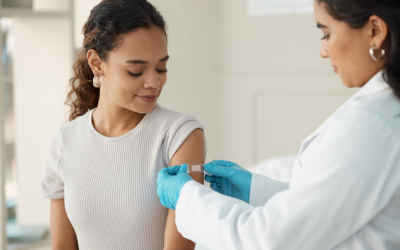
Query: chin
338 74 355 88
132 103 158 114
341 81 353 88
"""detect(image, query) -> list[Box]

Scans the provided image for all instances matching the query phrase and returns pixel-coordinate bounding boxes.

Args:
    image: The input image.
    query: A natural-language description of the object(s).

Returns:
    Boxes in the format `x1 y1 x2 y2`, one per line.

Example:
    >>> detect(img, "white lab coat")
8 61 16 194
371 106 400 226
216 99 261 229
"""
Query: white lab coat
175 71 400 250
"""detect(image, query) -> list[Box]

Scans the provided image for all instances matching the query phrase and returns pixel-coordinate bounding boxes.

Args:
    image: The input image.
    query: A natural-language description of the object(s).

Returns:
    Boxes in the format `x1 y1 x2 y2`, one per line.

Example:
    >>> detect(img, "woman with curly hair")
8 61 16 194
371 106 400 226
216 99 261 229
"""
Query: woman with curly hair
41 1 205 249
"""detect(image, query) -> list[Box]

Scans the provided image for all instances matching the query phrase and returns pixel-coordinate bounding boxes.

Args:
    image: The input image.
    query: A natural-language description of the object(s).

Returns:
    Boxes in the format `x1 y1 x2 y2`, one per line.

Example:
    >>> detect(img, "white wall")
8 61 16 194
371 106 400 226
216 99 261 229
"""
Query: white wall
13 17 72 225
74 0 100 48
218 0 356 167
33 0 70 12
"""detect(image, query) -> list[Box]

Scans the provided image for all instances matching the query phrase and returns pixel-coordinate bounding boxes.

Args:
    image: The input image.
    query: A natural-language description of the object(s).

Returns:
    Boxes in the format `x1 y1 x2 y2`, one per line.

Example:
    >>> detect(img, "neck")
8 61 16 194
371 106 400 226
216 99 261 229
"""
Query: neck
92 93 146 138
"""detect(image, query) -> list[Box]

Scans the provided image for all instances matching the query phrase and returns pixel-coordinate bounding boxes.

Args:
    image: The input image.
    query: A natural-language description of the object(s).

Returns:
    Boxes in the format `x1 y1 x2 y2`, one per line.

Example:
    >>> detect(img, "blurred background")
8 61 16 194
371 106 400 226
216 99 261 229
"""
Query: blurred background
0 0 356 249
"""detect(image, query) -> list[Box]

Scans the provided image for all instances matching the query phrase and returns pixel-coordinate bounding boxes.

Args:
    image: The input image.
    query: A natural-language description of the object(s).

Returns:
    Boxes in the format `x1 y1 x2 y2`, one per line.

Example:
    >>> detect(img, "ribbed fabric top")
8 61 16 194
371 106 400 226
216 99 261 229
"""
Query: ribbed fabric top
41 104 205 250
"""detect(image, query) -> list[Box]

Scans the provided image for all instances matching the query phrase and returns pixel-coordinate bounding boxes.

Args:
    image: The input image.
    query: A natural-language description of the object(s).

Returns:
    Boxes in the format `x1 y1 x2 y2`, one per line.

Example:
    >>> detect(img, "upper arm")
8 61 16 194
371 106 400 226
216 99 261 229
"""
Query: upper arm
50 199 78 250
170 128 205 182
164 128 205 250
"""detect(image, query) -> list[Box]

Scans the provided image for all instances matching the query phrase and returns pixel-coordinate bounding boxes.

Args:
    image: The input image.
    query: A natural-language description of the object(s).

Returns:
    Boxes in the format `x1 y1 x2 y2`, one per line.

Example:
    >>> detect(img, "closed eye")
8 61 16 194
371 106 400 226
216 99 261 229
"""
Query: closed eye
157 69 168 73
128 71 143 77
321 34 330 40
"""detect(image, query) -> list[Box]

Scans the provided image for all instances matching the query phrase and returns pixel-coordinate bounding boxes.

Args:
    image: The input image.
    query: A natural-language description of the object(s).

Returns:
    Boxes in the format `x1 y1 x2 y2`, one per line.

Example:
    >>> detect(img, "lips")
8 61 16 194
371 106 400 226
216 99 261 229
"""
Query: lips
136 94 158 103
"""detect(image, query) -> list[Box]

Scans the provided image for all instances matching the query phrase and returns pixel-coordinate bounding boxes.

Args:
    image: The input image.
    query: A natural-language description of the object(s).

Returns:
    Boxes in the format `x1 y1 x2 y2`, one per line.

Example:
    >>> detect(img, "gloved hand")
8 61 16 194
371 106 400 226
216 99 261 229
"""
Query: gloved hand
204 160 252 203
157 164 194 210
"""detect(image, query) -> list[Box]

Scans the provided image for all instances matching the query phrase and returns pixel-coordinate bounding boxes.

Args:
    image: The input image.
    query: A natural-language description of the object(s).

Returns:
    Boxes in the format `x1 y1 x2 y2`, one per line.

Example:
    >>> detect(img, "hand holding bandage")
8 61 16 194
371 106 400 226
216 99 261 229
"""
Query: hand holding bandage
204 160 252 203
157 164 194 210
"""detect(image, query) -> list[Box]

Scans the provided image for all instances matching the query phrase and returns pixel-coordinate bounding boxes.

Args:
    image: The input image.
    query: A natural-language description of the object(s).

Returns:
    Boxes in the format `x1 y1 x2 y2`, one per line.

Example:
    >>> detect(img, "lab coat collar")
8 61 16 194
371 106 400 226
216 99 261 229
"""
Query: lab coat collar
351 70 391 100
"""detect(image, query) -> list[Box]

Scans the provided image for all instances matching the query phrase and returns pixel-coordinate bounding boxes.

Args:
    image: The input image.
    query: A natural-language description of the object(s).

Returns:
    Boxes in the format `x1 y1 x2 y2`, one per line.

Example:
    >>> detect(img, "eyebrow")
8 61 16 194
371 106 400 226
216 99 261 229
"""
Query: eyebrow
126 55 169 64
317 23 328 29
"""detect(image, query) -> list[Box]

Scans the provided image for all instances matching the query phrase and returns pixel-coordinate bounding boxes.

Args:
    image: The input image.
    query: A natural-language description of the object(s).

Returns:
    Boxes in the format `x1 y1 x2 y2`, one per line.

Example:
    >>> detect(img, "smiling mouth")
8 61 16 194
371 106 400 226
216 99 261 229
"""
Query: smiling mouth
136 94 158 103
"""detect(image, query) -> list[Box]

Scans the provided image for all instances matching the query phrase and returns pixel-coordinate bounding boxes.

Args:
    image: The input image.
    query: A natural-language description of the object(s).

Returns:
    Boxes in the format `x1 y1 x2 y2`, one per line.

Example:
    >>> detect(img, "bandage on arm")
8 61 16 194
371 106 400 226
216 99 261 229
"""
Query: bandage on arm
187 164 211 176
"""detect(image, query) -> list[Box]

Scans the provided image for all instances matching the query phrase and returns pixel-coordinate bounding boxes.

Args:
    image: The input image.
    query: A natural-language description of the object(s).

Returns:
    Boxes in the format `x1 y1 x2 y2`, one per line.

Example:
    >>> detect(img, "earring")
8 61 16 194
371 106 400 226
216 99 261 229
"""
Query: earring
93 76 100 88
370 46 385 62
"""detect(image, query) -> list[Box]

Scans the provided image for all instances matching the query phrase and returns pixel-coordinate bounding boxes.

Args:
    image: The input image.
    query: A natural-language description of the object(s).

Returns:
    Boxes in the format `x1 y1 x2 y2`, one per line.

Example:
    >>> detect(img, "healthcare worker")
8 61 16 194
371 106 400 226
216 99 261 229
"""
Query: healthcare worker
157 0 400 249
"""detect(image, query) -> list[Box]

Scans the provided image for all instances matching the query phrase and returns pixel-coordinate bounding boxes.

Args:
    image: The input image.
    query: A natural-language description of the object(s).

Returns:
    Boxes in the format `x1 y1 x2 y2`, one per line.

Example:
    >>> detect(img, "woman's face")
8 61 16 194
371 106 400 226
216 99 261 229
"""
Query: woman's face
93 27 168 114
314 1 387 88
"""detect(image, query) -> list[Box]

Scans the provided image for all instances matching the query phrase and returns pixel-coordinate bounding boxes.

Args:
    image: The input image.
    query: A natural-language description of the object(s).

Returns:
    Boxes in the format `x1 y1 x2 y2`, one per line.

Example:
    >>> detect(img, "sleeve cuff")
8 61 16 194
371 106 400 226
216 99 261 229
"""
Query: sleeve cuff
249 173 289 206
175 180 209 234
176 180 201 210
164 115 206 166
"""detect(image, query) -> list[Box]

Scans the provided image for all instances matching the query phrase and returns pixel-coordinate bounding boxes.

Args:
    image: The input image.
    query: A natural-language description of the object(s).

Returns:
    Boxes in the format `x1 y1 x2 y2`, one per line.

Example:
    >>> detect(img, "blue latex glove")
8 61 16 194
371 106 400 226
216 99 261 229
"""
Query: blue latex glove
204 160 252 203
157 164 194 210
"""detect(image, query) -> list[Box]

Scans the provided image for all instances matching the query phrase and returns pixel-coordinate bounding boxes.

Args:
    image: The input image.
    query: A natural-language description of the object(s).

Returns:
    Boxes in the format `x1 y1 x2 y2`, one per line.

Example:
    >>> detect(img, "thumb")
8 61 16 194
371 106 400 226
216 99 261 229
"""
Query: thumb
167 165 181 175
157 168 171 183
204 162 229 178
177 164 188 174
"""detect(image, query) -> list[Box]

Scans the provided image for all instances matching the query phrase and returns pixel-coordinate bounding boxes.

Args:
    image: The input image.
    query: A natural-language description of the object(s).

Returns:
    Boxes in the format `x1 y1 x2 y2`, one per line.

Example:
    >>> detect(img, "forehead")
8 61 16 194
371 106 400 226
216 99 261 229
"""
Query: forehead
314 1 355 33
110 27 168 61
314 1 332 24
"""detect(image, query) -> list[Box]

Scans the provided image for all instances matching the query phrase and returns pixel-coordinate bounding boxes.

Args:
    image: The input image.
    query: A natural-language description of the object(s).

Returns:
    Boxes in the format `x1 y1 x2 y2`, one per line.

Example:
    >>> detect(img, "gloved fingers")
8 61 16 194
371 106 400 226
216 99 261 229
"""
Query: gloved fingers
204 162 229 177
158 167 170 179
177 164 188 174
210 182 221 193
166 165 181 175
204 174 213 183
211 159 236 168
205 175 221 185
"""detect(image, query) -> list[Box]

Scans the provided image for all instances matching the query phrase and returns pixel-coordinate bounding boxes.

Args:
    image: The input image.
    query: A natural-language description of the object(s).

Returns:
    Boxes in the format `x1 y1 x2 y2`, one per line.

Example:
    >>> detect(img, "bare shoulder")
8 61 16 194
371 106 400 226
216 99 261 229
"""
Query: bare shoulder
170 128 205 166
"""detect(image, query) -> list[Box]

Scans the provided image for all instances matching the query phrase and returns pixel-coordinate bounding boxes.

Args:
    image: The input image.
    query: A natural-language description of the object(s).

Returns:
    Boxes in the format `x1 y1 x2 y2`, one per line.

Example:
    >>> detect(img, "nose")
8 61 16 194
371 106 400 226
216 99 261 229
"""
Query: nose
143 71 161 89
320 42 329 59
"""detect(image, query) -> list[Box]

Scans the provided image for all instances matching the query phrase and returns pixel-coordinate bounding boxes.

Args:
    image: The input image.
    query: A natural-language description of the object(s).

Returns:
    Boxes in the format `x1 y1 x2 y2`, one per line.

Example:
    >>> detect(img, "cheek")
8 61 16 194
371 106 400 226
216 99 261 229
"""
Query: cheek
105 73 142 105
160 74 167 88
328 35 369 86
328 35 350 65
117 74 143 93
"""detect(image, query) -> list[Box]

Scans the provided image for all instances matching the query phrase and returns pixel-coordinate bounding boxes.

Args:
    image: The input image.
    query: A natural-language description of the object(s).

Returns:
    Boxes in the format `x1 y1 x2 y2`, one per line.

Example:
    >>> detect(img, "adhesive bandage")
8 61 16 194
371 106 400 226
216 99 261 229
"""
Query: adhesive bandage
186 164 211 176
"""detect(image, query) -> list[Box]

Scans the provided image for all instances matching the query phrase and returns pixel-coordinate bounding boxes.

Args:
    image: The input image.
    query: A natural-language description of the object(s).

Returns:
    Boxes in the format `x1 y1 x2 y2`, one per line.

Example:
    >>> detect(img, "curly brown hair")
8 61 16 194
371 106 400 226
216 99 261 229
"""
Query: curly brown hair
66 0 167 121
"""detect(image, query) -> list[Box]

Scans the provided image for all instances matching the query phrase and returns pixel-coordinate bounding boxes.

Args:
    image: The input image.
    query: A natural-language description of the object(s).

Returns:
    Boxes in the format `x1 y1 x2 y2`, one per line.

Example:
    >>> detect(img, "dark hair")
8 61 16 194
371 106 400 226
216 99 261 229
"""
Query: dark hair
66 0 167 121
318 0 400 99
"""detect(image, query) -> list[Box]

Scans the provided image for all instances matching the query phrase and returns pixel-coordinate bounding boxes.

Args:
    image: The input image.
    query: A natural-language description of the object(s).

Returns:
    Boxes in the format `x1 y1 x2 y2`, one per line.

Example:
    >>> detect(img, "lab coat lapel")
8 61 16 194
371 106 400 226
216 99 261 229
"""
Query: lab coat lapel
294 71 387 168
295 90 355 168
292 71 388 180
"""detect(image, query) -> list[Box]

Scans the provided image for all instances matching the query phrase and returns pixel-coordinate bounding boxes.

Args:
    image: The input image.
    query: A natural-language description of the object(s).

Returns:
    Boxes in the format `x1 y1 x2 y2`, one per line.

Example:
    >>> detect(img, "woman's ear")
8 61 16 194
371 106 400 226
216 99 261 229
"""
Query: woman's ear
369 15 388 49
87 49 104 76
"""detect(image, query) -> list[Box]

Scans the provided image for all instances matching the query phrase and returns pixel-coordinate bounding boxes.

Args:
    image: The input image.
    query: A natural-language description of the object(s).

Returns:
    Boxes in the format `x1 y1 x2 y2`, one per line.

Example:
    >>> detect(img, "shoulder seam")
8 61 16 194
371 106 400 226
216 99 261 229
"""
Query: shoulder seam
163 114 185 167
337 107 400 143
376 93 392 112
